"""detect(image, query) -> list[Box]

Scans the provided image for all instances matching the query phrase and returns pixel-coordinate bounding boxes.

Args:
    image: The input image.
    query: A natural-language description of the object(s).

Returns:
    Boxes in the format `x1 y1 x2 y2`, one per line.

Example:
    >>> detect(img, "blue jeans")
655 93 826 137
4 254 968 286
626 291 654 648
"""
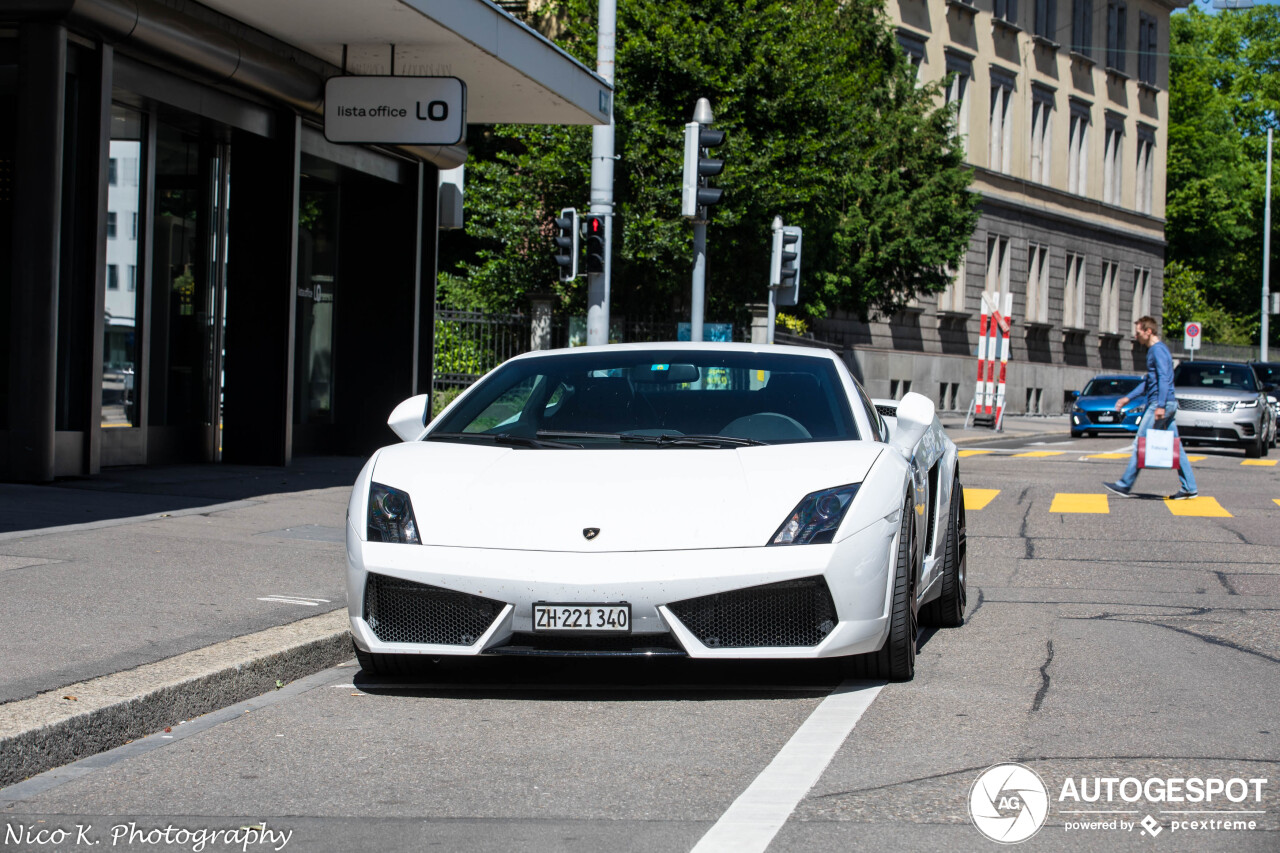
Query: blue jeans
1117 404 1197 493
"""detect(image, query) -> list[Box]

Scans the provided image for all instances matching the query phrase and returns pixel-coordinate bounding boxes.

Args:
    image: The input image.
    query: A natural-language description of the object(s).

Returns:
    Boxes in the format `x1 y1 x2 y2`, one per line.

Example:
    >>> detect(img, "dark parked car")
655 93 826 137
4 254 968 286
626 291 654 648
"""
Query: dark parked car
1250 362 1280 448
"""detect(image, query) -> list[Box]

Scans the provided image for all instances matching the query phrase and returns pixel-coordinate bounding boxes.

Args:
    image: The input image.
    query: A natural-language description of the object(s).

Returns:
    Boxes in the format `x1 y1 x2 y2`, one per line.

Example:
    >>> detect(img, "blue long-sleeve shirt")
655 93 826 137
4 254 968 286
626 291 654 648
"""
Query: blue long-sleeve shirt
1125 340 1176 409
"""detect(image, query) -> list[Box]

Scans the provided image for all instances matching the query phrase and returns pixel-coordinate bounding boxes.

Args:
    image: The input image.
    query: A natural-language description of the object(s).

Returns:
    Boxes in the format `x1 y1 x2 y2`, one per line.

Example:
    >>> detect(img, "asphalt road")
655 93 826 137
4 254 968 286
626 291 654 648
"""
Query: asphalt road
3 434 1278 852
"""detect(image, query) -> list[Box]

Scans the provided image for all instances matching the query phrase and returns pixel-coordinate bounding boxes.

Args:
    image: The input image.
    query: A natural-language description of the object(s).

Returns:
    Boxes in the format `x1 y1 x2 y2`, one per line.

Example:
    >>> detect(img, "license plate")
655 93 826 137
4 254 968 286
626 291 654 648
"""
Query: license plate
1096 413 1115 422
533 603 631 633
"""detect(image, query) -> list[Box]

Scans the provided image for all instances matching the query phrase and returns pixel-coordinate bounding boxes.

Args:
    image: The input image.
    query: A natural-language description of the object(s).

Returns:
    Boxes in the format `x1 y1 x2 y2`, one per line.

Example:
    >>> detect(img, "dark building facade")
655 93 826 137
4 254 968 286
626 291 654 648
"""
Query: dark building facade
0 0 608 482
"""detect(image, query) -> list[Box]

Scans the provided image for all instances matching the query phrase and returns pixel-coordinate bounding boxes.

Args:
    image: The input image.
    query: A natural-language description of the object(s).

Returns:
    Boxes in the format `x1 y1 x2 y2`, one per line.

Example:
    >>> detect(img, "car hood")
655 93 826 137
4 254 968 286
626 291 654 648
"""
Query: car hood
369 440 886 551
1174 388 1259 401
1076 395 1136 410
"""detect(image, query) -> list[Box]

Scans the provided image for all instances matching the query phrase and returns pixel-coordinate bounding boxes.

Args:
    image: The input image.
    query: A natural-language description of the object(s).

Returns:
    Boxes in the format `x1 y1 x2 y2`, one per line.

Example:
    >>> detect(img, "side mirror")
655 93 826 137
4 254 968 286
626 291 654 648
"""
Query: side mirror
890 391 936 454
1071 390 1081 399
388 394 430 442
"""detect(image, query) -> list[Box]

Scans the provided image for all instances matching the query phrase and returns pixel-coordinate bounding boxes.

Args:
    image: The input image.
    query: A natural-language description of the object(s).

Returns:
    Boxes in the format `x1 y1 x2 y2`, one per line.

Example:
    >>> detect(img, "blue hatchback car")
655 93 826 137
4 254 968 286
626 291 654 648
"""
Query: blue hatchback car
1070 374 1144 437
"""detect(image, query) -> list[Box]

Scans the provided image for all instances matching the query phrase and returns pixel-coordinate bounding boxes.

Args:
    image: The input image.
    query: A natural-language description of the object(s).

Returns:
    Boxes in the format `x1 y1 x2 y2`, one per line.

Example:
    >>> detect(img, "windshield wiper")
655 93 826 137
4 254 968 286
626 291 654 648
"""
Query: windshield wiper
426 431 582 449
534 430 768 448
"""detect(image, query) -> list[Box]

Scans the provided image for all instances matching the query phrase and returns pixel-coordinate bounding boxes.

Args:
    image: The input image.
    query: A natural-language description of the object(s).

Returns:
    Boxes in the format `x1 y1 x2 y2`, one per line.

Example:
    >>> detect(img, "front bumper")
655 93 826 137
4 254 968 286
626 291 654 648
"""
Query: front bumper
346 514 900 660
1174 410 1262 444
1071 408 1142 432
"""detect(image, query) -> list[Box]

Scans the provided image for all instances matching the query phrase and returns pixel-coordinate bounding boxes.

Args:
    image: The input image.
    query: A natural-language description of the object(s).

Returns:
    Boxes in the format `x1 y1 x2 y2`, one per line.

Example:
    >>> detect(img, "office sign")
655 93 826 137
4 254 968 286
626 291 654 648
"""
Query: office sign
324 76 466 145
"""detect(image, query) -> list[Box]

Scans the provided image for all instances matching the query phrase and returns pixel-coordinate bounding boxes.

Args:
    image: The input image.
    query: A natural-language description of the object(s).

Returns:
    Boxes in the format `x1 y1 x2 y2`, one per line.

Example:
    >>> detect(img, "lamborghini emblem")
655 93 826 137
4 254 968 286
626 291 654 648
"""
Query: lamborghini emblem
583 527 601 541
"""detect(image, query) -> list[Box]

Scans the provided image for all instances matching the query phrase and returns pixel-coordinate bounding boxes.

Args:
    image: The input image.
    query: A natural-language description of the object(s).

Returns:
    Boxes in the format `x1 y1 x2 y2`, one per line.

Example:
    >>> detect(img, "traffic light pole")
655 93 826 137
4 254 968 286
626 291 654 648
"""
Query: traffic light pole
586 0 616 347
1262 128 1272 362
691 220 707 342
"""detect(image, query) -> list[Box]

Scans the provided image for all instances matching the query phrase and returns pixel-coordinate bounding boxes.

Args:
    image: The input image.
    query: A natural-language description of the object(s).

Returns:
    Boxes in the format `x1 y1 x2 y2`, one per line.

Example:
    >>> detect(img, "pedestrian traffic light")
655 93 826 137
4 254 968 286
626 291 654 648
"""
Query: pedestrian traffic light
681 100 726 218
584 214 606 274
553 208 579 281
771 225 803 306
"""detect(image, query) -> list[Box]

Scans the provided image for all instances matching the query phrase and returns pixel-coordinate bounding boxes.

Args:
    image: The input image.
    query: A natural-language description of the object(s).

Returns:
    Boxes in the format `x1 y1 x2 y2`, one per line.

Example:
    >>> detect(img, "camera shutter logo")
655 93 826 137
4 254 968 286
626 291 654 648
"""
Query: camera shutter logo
969 763 1050 843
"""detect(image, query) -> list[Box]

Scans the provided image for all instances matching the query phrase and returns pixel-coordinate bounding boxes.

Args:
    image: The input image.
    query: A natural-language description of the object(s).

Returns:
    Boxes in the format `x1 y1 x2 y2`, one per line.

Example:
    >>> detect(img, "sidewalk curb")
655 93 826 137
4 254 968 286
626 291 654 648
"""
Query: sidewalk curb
0 610 351 787
946 428 1068 445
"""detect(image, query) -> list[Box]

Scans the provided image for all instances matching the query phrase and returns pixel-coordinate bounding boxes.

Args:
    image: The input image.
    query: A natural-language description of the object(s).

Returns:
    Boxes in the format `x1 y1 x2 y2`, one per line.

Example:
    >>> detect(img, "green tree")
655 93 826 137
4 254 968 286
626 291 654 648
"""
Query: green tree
439 0 978 325
1166 6 1279 340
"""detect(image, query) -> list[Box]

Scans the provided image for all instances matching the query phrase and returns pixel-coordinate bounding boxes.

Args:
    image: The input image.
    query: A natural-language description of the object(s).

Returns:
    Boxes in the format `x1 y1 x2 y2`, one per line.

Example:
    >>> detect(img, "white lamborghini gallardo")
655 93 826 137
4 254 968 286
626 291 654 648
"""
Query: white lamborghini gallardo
346 343 966 681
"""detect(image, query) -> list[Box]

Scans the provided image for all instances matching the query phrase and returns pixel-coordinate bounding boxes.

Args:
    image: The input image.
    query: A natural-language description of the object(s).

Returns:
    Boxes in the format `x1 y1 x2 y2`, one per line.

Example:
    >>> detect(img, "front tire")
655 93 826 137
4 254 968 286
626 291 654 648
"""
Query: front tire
920 478 966 628
1245 436 1264 458
845 494 917 682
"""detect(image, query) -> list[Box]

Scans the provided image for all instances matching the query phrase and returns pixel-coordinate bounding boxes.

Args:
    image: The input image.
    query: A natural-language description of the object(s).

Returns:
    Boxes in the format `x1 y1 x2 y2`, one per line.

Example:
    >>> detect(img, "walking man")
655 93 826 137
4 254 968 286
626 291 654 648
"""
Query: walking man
1103 316 1198 500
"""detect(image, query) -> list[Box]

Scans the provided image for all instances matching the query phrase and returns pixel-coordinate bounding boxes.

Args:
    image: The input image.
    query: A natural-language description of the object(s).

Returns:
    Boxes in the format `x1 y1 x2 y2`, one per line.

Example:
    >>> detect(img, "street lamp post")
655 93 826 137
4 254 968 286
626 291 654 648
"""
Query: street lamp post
1262 127 1272 362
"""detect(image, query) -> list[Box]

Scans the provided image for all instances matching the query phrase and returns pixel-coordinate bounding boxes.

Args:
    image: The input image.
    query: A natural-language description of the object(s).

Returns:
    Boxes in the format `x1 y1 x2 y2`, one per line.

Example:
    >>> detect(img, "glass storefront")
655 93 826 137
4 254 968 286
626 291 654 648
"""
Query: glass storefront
102 105 144 428
295 155 340 425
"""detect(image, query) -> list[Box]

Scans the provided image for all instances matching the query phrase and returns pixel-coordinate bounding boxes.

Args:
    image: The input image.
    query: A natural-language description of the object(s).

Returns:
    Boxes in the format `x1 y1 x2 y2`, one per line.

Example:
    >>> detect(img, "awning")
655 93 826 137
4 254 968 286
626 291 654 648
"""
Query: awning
199 0 612 126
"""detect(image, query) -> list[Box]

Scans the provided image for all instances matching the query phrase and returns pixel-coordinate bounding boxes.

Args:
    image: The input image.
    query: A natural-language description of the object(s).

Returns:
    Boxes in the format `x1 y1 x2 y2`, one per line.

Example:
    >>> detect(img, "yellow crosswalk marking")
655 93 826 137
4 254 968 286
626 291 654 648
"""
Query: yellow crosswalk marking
1051 493 1109 513
1274 499 1280 508
1012 451 1065 458
1085 452 1130 459
1186 455 1207 462
963 488 1000 510
1164 496 1233 517
958 449 993 458
1241 460 1278 467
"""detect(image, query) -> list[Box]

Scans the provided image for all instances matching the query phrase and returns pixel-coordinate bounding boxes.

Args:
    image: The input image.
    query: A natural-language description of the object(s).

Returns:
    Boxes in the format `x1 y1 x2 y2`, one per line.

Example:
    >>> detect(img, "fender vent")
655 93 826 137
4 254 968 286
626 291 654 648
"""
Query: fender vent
668 577 837 648
364 573 503 646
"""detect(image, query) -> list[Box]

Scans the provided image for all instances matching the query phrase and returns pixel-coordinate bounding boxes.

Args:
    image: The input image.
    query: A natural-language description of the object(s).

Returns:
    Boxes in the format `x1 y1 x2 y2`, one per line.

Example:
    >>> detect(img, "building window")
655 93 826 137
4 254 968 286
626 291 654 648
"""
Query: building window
1137 13 1157 86
1027 243 1050 324
1064 253 1087 328
1135 128 1155 214
107 264 119 291
1072 0 1093 56
1034 0 1057 41
989 73 1015 174
1069 104 1090 195
1099 261 1121 334
945 55 972 156
897 31 926 77
108 158 118 186
1030 88 1054 185
1103 119 1124 205
994 0 1018 25
106 211 117 240
1107 0 1127 73
131 211 138 240
986 235 1011 305
127 265 136 292
939 264 966 313
1132 267 1152 324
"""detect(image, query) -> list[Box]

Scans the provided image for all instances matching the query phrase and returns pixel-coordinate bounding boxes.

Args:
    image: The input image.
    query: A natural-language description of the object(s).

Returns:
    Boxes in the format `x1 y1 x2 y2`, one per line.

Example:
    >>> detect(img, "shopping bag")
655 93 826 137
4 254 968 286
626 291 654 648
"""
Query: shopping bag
1137 428 1180 469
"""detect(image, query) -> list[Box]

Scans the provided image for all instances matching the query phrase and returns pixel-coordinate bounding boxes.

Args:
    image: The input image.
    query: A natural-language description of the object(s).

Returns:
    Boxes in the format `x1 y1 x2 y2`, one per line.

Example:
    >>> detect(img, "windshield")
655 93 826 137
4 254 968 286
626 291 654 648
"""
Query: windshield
1173 363 1258 392
1082 377 1140 397
430 349 859 447
1253 363 1280 386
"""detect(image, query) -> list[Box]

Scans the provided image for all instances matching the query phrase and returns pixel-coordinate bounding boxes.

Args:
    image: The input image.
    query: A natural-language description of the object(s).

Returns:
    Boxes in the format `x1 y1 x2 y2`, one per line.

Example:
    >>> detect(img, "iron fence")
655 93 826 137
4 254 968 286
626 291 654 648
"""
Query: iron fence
432 307 531 393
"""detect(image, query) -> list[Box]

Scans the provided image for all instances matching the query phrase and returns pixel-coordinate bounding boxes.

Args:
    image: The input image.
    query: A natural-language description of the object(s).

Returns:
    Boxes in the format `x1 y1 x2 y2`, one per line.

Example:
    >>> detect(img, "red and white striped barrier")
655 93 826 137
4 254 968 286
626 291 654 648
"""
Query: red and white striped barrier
972 291 1012 430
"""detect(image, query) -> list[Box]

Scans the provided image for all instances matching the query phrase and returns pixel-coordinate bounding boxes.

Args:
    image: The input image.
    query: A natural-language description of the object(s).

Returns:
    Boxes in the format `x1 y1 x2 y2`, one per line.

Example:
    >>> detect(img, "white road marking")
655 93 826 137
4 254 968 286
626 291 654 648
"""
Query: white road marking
690 679 885 853
257 595 331 607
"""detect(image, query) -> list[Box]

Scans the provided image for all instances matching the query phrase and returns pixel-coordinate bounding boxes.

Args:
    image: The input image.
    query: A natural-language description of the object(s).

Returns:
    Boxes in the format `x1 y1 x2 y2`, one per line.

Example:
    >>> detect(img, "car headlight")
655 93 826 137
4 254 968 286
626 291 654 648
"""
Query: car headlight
1237 399 1257 408
367 482 421 544
770 484 860 545
1126 404 1145 415
1071 404 1083 414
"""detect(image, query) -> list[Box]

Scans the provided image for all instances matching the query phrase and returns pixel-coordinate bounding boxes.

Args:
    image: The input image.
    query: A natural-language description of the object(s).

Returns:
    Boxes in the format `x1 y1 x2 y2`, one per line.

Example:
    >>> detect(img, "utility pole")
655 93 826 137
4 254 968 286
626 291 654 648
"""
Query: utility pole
586 0 616 346
1262 127 1272 362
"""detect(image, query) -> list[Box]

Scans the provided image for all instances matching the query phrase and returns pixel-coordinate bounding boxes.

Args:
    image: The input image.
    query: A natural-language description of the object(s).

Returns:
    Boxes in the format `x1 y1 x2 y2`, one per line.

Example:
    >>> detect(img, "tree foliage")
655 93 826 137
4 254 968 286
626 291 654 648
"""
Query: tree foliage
1166 6 1279 342
438 0 977 324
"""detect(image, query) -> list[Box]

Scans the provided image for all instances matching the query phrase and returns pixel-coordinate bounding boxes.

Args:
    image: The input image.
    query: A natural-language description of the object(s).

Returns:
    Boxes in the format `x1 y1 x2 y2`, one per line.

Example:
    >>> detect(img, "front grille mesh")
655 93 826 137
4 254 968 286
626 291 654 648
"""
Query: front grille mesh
1178 397 1236 413
668 577 838 648
364 573 503 645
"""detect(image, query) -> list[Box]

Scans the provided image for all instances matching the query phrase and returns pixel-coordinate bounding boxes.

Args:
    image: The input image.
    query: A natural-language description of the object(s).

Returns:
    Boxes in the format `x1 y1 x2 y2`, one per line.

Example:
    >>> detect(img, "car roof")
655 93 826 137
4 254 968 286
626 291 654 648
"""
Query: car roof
1089 373 1141 379
505 341 843 364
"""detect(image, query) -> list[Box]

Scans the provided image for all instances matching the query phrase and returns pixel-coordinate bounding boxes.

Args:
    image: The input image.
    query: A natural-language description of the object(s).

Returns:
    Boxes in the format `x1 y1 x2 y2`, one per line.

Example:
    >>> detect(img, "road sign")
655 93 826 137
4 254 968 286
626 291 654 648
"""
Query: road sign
1184 321 1202 351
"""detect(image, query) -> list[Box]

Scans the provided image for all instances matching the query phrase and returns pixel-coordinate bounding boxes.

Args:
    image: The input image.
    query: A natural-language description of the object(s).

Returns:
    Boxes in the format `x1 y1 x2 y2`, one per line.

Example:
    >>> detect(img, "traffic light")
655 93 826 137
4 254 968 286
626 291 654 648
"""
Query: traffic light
553 208 579 281
584 214 606 274
771 225 803 306
681 105 725 218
